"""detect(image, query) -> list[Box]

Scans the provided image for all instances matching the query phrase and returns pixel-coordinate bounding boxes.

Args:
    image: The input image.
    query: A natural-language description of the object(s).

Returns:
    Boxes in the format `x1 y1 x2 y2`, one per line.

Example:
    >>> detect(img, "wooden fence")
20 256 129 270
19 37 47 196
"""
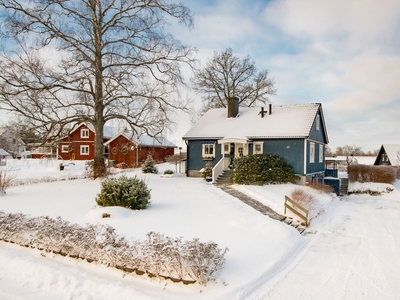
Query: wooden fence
284 196 309 227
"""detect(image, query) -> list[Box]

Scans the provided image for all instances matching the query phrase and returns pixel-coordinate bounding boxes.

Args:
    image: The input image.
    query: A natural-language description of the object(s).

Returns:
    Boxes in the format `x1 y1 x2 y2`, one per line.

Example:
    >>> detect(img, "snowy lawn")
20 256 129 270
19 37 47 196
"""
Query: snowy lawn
0 159 400 299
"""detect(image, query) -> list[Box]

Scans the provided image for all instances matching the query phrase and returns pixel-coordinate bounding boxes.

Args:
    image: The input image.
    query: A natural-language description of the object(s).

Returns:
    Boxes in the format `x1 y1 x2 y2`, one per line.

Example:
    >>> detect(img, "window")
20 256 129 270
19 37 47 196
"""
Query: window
253 142 263 154
223 144 230 154
80 145 89 155
310 142 315 163
238 147 244 157
202 143 215 159
319 144 323 163
81 129 89 138
316 114 320 131
61 145 69 153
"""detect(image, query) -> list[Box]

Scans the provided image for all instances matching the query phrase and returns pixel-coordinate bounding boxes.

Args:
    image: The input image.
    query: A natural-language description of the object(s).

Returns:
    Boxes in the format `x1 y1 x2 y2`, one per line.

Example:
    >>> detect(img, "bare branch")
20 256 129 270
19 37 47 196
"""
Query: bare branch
192 48 276 114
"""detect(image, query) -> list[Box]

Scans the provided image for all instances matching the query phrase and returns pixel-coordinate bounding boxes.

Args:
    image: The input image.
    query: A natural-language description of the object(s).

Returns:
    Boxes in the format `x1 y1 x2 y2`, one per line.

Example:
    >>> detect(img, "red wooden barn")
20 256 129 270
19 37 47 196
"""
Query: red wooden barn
57 123 116 161
104 132 176 167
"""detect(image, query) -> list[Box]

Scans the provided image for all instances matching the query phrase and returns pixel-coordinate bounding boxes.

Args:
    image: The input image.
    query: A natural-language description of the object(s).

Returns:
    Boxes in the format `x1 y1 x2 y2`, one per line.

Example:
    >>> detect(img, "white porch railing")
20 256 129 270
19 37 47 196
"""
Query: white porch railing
212 157 230 183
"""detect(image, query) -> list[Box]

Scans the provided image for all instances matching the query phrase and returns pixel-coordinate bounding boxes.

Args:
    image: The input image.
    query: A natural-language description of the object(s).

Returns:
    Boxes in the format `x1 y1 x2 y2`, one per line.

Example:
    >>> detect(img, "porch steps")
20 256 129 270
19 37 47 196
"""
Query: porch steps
218 186 306 234
214 170 232 185
340 178 349 196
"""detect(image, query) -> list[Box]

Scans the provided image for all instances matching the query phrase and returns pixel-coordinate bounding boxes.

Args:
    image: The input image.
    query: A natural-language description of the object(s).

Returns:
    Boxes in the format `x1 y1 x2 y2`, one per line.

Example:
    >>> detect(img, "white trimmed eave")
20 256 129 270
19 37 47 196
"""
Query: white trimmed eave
218 137 249 144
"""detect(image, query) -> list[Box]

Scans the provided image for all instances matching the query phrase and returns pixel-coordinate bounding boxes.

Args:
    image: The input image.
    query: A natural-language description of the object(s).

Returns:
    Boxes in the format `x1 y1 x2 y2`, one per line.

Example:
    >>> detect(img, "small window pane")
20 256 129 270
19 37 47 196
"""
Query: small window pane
310 142 315 163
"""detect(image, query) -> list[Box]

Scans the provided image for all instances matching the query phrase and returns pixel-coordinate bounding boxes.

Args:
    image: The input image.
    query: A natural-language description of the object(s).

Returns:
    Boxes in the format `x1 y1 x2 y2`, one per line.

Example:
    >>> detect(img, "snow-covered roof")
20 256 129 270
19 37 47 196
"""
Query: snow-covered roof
379 144 400 166
0 148 11 156
183 103 326 141
84 123 117 139
104 131 177 148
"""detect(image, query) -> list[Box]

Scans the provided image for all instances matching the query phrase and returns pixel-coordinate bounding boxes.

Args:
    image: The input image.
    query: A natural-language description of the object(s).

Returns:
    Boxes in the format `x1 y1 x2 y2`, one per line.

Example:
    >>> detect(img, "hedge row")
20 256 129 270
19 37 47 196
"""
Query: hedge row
347 165 400 184
0 211 228 285
231 154 298 185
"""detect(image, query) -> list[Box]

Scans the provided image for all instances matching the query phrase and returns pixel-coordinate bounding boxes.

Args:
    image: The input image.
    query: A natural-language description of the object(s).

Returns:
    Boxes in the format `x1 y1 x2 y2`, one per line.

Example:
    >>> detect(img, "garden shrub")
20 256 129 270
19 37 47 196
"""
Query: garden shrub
201 162 213 179
0 166 16 194
142 155 158 174
0 211 228 285
307 181 334 194
163 169 174 175
348 164 396 184
231 154 298 185
290 188 315 210
96 175 151 210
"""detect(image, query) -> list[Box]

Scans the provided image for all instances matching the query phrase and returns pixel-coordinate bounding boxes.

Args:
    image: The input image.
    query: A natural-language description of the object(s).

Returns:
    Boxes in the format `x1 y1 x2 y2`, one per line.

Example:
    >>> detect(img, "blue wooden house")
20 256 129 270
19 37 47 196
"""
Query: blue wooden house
182 98 329 184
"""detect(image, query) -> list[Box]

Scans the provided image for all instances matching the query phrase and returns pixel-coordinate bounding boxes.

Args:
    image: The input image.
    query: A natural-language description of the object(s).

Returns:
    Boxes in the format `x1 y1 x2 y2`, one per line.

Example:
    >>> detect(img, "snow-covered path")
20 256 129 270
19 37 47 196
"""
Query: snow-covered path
251 195 400 299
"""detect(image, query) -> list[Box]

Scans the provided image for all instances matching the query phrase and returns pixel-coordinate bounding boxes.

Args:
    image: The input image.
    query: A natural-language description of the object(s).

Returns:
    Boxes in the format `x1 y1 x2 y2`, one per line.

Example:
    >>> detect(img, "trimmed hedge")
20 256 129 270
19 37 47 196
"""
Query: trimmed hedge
96 175 151 210
348 164 397 184
0 211 228 285
231 154 298 185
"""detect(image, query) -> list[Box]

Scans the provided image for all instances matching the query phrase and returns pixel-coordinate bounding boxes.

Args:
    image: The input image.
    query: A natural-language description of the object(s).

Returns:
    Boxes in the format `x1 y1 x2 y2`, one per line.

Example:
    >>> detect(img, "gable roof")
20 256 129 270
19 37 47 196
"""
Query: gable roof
183 103 328 142
375 144 400 166
66 123 117 139
104 131 177 148
0 148 11 157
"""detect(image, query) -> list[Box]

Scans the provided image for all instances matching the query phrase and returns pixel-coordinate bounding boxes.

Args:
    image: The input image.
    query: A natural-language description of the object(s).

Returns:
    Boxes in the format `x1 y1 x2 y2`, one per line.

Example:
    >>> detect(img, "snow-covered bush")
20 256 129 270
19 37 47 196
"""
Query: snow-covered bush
0 166 15 194
201 162 213 179
96 175 151 210
142 155 158 174
163 169 174 175
0 211 228 285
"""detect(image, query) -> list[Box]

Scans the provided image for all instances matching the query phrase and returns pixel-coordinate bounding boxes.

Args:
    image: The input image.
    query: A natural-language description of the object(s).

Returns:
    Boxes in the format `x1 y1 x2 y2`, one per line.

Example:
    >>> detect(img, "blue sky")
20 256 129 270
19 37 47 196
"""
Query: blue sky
1 0 399 153
170 0 400 152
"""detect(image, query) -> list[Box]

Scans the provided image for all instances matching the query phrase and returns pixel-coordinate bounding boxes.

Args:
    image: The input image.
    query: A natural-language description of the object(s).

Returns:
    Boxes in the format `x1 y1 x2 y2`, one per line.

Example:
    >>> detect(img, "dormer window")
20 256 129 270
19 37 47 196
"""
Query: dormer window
81 128 89 138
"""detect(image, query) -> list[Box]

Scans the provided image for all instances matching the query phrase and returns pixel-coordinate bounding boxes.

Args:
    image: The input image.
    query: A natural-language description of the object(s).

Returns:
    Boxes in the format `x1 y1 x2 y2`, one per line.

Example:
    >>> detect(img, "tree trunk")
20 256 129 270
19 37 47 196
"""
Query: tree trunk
93 118 106 178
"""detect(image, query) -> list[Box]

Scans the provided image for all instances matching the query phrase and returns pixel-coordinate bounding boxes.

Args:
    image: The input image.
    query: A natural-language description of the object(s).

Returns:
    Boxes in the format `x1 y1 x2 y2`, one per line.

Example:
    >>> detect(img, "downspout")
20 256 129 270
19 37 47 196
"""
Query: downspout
304 139 307 176
184 139 188 176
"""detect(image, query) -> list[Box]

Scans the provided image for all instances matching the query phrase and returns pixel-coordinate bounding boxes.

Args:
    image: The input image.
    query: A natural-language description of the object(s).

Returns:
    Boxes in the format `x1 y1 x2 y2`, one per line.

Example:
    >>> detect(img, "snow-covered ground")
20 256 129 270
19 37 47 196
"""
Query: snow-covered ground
0 158 400 299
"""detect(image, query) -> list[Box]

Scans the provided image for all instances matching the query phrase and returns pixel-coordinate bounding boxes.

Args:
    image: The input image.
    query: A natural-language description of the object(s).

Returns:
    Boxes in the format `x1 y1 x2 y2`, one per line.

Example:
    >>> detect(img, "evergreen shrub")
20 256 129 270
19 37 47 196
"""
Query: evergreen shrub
142 155 158 174
231 154 298 185
164 169 174 175
96 175 151 210
202 162 213 179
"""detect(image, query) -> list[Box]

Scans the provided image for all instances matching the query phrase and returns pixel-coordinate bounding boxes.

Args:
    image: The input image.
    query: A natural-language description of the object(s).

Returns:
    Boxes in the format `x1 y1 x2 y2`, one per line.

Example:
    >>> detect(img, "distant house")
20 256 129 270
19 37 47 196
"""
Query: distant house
57 123 117 161
104 131 176 167
0 148 12 166
28 143 56 159
374 144 400 166
182 98 329 184
0 127 26 158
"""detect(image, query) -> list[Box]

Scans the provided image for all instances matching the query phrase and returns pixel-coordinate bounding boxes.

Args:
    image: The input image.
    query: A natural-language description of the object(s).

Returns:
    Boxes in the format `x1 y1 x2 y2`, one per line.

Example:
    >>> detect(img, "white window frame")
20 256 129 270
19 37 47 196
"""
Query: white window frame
310 142 315 163
81 129 89 138
319 144 323 163
316 114 320 131
223 143 230 154
253 142 264 154
80 145 89 155
202 143 215 160
61 145 69 153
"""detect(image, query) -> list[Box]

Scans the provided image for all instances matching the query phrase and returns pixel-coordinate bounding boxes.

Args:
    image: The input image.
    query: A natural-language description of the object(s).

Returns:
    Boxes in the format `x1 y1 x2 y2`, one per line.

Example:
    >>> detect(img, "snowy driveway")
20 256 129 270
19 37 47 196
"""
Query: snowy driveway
249 195 400 300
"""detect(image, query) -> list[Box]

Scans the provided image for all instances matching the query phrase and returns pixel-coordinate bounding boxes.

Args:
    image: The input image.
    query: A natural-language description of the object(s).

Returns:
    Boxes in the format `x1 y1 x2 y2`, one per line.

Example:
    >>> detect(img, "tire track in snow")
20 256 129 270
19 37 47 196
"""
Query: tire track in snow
249 196 400 300
347 196 400 299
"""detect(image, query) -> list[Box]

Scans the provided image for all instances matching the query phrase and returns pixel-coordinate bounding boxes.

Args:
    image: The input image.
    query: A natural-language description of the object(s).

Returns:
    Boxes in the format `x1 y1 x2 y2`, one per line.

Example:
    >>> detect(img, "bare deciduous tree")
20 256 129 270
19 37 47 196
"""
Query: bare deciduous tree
0 0 196 178
191 48 276 113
